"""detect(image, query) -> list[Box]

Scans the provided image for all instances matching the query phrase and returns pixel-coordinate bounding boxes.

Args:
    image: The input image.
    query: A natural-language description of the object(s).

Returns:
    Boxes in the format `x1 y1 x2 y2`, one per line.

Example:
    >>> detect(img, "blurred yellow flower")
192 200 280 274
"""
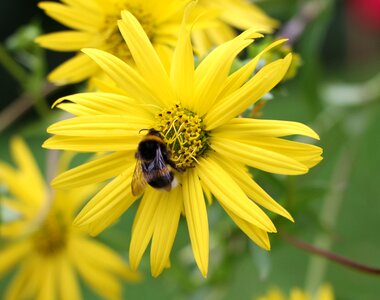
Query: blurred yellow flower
36 0 191 84
256 285 335 300
44 6 322 278
0 137 140 300
194 0 279 56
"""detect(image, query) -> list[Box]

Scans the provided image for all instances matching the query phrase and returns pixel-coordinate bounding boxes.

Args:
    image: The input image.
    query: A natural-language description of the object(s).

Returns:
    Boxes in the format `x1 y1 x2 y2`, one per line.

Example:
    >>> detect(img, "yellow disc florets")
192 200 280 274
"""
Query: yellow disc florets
104 5 154 61
33 214 67 256
156 104 209 169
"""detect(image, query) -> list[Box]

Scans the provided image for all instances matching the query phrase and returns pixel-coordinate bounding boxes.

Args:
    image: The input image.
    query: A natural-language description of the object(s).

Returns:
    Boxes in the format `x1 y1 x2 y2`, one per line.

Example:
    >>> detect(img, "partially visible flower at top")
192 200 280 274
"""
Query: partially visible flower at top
194 0 279 56
36 0 194 84
256 285 334 300
43 4 322 278
0 137 140 300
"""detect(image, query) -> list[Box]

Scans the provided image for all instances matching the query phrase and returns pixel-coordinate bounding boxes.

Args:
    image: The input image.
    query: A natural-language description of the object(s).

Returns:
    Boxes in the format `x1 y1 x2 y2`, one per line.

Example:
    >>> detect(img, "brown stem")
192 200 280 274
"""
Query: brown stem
0 81 58 132
282 233 380 275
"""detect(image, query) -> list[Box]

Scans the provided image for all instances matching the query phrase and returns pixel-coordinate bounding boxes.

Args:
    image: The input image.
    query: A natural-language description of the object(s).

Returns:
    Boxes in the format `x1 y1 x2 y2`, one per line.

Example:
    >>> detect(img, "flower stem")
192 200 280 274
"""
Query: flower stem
0 44 28 84
304 144 356 295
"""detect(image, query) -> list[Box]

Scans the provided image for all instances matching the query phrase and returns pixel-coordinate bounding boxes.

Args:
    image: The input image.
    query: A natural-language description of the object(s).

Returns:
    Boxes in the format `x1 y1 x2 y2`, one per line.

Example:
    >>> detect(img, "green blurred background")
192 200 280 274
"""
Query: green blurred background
1 0 380 299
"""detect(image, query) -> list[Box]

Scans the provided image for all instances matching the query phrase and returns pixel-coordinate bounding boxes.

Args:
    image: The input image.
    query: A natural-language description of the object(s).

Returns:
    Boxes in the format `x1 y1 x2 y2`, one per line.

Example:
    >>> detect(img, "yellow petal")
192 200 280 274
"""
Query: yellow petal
4 255 38 300
38 2 102 32
47 115 151 137
10 137 46 203
237 137 323 168
48 53 98 85
210 136 308 175
36 31 96 51
0 241 30 276
129 189 161 271
52 151 133 189
182 169 209 277
118 11 176 106
150 188 182 277
43 135 139 152
197 157 276 232
212 154 293 221
221 204 271 250
170 3 195 109
36 258 56 300
213 117 320 140
205 54 292 130
81 48 161 107
69 242 122 300
71 236 141 282
217 39 288 100
194 29 261 116
53 92 153 118
74 166 136 227
57 256 82 300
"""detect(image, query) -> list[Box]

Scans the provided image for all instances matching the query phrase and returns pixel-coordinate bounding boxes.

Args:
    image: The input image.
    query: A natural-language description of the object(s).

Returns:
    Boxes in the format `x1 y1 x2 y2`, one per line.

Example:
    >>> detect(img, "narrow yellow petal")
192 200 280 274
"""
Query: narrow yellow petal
43 135 139 152
35 31 96 51
38 2 102 32
129 189 161 271
57 256 82 300
197 157 276 232
205 54 292 130
48 54 98 85
221 204 271 250
210 136 308 175
74 166 136 228
0 242 30 276
238 137 323 168
217 39 288 100
150 188 182 277
170 3 195 109
182 169 209 277
47 115 151 137
52 151 133 189
213 117 320 140
212 154 293 221
53 92 154 118
71 236 141 282
118 11 176 106
194 29 261 116
4 254 40 300
81 48 162 107
10 137 46 202
69 243 122 300
36 259 56 300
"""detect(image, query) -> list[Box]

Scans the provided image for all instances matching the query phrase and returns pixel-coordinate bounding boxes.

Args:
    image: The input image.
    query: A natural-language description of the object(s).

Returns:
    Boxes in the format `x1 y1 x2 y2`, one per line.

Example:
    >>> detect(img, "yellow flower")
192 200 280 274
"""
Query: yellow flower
36 0 191 84
256 285 335 300
43 6 322 278
0 137 140 300
194 0 279 56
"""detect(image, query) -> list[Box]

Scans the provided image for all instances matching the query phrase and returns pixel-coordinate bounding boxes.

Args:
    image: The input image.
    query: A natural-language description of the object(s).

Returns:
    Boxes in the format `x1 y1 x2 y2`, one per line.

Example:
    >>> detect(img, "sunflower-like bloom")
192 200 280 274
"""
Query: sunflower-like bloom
36 0 192 84
43 8 322 277
257 285 334 300
194 0 279 56
0 138 140 300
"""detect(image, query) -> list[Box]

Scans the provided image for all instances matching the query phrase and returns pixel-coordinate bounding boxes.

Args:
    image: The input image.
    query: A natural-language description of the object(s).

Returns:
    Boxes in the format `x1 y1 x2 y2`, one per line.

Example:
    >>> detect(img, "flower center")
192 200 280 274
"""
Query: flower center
32 214 67 256
155 104 209 169
104 5 154 61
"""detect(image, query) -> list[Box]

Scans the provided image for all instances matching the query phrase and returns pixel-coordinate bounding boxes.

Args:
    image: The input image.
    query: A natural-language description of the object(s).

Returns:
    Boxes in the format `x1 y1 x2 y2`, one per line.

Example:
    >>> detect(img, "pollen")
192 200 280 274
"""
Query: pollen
156 104 209 169
32 214 67 256
103 5 154 61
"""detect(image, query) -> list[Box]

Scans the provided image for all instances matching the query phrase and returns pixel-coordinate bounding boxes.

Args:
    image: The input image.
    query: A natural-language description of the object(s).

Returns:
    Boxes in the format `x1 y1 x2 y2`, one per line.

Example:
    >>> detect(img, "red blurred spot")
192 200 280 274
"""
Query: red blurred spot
347 0 380 30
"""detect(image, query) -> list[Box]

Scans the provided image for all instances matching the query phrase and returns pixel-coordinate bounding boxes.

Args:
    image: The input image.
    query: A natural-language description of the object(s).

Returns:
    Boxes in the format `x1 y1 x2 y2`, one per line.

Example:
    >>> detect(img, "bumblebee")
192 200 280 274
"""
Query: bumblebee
131 129 181 196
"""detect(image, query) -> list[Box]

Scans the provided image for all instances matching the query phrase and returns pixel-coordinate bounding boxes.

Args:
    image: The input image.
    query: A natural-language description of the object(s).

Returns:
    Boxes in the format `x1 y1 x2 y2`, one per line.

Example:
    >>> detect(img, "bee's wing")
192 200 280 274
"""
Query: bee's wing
131 159 147 197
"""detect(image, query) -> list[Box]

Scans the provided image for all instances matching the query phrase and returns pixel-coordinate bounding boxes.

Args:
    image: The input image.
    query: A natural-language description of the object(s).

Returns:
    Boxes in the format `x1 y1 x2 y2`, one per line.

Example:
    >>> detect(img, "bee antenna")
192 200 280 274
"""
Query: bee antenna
139 128 150 134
